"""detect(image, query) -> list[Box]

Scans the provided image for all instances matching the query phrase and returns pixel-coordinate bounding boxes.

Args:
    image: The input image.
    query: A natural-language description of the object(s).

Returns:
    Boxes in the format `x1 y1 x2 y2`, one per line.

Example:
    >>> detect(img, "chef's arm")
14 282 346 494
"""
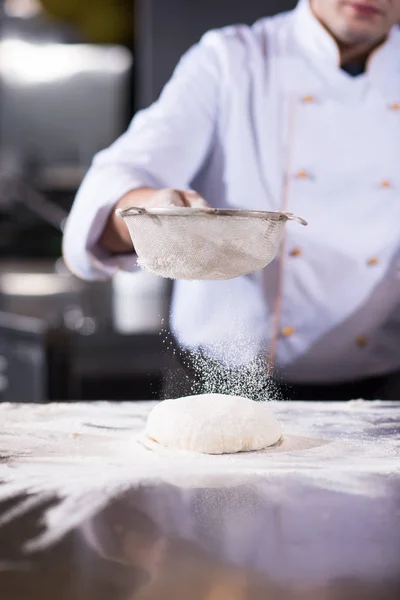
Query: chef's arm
63 32 221 280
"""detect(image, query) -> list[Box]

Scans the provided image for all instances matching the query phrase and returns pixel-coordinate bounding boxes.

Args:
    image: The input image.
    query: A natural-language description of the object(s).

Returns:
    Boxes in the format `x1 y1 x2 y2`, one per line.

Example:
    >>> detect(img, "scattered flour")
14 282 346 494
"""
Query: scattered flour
0 401 399 549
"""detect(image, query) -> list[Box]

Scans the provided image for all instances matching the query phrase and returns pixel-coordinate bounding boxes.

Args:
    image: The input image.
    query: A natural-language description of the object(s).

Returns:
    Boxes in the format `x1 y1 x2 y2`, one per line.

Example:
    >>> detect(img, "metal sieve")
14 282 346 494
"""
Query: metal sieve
117 207 307 280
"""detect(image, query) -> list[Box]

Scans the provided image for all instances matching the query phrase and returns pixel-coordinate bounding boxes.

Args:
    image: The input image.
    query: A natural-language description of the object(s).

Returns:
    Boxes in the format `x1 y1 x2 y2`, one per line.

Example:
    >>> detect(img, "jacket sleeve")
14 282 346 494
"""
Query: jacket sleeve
63 32 222 280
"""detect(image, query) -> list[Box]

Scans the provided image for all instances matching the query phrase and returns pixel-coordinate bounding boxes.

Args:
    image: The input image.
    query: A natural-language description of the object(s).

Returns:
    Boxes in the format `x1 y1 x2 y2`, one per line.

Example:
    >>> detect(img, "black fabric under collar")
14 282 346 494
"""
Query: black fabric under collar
341 59 367 77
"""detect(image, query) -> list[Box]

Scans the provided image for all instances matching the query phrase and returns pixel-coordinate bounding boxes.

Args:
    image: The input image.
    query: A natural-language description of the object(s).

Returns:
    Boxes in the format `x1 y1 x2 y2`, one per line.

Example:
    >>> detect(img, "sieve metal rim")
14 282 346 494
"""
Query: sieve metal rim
116 206 308 226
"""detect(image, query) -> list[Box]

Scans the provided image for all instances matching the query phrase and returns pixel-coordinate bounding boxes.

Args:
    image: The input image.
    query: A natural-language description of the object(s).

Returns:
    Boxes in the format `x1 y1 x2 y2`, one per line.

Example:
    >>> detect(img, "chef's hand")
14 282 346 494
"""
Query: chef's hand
99 187 209 254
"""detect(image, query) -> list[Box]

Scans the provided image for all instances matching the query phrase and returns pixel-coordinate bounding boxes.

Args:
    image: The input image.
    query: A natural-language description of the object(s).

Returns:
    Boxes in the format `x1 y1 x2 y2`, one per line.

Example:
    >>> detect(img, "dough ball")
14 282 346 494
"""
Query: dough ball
145 394 282 455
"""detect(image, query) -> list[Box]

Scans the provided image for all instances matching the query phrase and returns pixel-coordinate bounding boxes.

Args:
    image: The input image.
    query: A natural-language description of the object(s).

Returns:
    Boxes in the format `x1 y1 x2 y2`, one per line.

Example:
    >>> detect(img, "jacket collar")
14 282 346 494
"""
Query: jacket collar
292 0 400 100
294 0 341 68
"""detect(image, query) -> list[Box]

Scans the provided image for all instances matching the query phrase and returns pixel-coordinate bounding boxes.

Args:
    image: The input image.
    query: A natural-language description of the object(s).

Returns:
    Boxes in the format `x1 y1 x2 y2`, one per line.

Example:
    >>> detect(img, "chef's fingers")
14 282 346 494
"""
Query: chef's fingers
147 188 209 208
148 188 184 207
175 190 192 206
183 189 210 208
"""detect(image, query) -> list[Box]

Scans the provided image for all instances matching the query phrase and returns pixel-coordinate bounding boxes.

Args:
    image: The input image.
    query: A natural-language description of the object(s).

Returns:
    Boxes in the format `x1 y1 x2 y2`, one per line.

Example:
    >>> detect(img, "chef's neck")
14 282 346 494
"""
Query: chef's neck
336 37 385 66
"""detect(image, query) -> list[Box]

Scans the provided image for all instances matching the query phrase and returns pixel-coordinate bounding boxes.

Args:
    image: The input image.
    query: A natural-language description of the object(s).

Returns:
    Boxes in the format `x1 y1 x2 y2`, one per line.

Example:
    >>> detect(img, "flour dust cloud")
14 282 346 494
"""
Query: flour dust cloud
159 301 283 403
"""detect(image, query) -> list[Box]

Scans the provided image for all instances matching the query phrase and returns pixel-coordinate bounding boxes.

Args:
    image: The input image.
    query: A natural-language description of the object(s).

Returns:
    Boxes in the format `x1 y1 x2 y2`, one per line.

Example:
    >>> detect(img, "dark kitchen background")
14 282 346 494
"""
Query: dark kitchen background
0 0 296 403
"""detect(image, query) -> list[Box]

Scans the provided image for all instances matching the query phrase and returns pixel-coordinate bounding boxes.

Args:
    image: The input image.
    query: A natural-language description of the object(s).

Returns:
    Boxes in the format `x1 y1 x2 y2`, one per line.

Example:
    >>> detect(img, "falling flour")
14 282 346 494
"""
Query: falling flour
160 308 283 403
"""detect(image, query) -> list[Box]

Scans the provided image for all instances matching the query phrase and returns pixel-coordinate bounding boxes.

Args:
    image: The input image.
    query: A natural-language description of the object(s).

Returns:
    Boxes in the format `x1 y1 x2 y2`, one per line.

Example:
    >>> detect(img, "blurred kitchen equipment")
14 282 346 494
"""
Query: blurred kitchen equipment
0 169 68 230
0 309 177 402
0 38 132 174
39 0 134 45
0 260 175 402
0 4 178 402
0 259 110 325
117 207 307 280
112 270 170 335
0 3 133 258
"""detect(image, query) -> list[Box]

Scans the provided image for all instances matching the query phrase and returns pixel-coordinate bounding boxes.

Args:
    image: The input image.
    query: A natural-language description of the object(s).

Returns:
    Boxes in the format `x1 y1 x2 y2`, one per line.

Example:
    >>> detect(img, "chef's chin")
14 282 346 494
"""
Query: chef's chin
335 21 385 46
312 0 392 46
338 2 387 42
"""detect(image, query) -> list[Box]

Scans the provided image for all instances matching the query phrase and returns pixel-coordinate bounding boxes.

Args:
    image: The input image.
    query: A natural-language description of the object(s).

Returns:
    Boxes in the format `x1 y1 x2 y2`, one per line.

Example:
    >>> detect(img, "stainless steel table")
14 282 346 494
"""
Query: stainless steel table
0 400 399 600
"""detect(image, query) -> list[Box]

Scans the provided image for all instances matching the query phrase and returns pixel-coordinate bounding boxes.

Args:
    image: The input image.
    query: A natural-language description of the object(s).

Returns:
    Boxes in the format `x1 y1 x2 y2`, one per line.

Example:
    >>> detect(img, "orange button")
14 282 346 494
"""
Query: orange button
289 248 302 257
356 336 368 348
381 180 392 188
302 95 315 104
389 102 400 111
296 170 310 180
281 326 296 337
367 257 379 266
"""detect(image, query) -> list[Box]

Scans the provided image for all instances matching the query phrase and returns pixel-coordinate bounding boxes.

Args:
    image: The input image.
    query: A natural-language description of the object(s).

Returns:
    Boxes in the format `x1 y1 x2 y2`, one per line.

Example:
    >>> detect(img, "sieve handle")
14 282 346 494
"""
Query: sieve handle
116 206 148 218
282 212 308 226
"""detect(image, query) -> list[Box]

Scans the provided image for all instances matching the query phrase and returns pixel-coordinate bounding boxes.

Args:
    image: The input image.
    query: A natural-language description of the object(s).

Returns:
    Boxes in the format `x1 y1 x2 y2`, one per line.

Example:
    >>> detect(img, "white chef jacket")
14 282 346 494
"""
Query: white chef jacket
63 0 400 383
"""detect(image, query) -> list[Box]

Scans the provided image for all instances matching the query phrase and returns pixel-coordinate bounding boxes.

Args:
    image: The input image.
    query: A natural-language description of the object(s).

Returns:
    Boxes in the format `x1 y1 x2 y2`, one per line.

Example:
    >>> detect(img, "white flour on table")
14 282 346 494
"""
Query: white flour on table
0 400 399 549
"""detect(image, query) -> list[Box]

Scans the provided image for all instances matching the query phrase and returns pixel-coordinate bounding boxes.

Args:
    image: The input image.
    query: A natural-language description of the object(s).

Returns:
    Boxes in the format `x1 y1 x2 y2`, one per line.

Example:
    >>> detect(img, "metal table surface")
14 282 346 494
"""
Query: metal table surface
0 400 399 600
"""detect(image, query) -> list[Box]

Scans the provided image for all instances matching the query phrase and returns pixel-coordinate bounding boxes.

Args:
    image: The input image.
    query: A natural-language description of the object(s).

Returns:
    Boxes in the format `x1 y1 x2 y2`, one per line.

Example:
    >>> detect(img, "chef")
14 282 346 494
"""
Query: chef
63 0 400 400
